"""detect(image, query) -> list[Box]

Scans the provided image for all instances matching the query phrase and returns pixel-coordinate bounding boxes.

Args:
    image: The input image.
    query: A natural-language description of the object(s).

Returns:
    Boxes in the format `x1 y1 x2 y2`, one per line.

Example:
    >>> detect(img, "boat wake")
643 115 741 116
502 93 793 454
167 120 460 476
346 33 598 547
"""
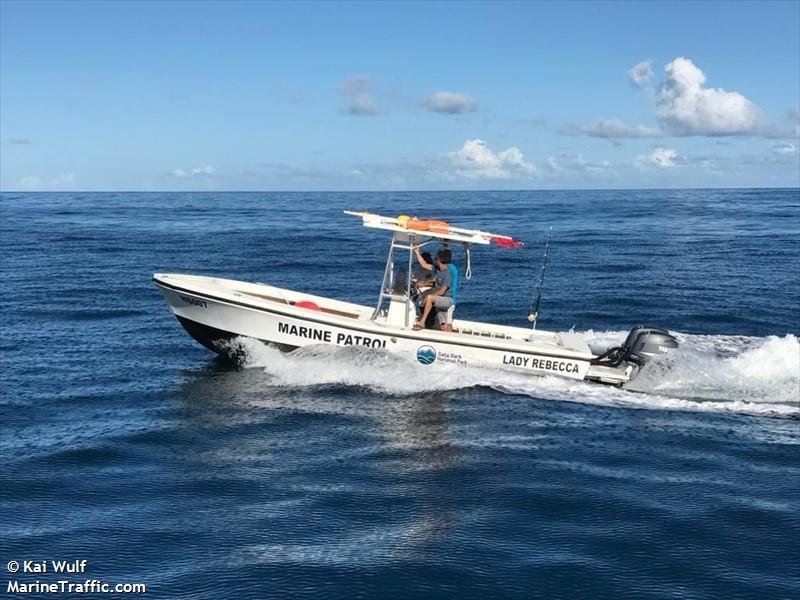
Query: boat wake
223 332 800 419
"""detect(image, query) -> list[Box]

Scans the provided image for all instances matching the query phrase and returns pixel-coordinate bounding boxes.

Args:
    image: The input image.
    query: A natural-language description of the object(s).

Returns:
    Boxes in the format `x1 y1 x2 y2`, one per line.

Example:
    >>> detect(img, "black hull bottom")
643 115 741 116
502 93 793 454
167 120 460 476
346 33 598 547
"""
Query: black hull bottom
175 316 297 363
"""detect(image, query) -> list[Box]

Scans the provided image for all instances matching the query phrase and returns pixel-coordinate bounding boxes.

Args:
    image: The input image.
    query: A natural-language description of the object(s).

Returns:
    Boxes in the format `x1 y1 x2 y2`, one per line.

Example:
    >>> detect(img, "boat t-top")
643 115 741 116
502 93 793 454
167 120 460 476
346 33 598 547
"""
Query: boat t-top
153 211 677 386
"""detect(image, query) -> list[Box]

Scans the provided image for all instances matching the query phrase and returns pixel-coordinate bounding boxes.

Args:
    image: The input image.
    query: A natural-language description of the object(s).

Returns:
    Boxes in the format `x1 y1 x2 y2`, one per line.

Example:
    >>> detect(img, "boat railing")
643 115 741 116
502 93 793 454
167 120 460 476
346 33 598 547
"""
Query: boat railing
454 326 513 340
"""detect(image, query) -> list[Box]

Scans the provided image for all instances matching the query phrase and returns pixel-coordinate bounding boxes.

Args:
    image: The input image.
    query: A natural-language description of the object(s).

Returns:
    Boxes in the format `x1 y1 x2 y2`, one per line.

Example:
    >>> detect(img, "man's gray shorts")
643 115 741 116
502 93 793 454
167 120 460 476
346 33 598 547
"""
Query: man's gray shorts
433 296 455 325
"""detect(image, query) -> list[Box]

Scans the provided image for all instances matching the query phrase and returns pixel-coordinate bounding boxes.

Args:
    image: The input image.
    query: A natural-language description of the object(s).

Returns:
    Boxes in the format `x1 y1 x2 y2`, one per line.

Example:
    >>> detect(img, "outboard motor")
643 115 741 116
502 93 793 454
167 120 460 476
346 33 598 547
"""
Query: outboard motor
592 325 678 368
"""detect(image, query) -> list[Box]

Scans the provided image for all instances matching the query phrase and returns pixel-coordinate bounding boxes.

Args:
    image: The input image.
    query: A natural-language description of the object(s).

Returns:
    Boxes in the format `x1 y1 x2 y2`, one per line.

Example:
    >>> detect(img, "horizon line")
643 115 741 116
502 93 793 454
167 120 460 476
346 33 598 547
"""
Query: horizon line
1 186 799 194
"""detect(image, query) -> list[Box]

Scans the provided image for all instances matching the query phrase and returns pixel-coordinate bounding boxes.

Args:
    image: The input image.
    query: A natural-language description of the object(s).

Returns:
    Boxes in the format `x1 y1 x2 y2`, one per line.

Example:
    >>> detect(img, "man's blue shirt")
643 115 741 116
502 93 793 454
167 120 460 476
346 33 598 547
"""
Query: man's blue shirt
434 264 458 305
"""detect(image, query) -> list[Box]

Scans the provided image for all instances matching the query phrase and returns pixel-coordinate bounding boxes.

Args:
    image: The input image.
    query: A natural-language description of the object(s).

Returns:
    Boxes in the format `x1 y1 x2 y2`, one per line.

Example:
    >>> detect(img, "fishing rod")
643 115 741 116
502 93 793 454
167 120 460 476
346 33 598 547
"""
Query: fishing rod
527 227 553 330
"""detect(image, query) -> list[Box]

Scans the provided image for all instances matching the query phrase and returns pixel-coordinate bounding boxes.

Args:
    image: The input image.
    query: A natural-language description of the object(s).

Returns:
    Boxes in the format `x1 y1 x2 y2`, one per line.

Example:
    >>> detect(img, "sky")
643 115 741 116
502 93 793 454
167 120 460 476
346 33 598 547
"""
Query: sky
1 0 799 191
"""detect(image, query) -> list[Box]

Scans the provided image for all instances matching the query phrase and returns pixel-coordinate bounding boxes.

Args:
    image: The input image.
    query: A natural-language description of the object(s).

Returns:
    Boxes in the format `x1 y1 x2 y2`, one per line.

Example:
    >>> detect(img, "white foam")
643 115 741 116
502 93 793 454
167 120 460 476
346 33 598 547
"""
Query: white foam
225 332 800 419
226 337 484 394
625 333 800 411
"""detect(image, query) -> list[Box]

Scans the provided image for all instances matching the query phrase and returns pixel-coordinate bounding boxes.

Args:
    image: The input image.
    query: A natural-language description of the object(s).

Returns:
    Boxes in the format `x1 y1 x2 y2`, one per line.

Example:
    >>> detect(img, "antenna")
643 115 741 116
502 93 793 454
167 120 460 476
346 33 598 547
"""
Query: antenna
527 227 553 330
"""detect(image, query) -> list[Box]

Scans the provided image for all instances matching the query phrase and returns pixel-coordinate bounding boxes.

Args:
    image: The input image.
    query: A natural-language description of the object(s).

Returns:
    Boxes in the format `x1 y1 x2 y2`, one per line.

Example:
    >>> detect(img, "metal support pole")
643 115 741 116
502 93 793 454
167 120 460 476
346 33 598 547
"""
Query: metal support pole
372 233 396 320
405 238 414 327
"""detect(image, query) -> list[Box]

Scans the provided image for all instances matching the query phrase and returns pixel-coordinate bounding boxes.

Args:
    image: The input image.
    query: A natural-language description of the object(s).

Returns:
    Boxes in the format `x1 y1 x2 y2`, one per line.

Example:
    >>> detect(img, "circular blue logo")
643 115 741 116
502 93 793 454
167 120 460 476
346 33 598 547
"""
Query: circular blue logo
416 345 437 365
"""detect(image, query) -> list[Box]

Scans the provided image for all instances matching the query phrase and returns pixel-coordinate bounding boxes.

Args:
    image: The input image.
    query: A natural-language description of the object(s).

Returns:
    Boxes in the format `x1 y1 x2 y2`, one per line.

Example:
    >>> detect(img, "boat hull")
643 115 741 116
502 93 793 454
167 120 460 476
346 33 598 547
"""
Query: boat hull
154 274 600 381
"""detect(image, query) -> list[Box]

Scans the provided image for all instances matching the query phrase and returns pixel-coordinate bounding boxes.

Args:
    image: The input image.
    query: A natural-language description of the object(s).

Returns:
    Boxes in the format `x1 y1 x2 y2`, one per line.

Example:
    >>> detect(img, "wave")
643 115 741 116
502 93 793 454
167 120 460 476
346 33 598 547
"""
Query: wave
222 332 800 419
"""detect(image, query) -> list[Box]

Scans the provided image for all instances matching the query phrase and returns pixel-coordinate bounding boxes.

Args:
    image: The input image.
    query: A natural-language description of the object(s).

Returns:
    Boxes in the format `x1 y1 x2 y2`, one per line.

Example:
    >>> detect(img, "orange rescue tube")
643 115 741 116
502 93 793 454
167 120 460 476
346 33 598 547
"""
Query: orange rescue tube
407 219 450 233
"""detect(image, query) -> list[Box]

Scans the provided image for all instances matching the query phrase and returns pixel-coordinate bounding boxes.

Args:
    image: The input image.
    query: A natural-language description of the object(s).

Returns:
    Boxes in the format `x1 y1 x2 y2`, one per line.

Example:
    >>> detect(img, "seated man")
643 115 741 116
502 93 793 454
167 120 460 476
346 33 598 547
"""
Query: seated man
411 250 437 328
413 251 435 287
413 248 458 332
392 251 434 296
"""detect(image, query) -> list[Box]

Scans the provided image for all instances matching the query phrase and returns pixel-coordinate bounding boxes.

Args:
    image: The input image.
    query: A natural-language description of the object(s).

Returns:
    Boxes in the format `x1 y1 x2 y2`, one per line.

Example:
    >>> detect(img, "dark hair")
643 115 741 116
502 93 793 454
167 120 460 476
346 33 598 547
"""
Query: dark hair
436 249 452 264
421 252 432 263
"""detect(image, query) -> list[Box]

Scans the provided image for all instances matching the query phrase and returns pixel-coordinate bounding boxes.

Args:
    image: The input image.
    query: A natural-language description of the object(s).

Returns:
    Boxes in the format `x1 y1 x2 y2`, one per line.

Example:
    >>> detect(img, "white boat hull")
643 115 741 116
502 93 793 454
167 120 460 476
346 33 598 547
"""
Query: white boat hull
154 273 641 385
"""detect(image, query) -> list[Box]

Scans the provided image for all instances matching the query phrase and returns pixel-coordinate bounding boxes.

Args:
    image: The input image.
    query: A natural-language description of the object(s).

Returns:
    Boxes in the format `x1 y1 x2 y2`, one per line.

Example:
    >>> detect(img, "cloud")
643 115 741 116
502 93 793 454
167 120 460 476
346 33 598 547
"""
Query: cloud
255 162 328 180
547 153 613 175
761 107 800 138
656 57 761 135
445 139 536 180
15 173 76 190
634 147 679 168
52 173 75 185
9 138 31 145
17 176 43 190
171 165 215 178
627 60 653 87
338 75 380 116
771 142 797 155
422 91 477 114
628 147 798 175
566 57 781 140
561 119 662 139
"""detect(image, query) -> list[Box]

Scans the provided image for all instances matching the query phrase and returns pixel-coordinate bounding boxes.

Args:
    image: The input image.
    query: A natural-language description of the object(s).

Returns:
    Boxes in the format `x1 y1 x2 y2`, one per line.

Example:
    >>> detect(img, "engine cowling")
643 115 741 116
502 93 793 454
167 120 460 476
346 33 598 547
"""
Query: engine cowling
592 325 678 368
621 326 679 366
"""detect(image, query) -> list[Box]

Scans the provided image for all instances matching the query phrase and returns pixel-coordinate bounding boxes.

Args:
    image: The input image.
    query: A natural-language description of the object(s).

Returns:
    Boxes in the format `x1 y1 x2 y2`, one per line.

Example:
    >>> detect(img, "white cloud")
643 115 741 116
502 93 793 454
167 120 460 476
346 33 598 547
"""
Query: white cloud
172 165 215 178
52 172 75 185
567 57 778 140
348 94 379 116
17 175 43 190
547 153 612 175
446 139 536 180
656 57 761 135
562 119 662 139
422 91 477 114
338 75 380 116
16 173 76 190
255 162 327 180
771 142 797 155
634 147 679 168
627 60 653 87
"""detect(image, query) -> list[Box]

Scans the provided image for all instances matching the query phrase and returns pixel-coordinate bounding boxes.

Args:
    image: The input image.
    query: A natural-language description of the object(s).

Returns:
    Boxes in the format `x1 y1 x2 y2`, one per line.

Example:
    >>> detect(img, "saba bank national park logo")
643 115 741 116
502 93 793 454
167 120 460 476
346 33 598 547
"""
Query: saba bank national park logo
416 345 437 365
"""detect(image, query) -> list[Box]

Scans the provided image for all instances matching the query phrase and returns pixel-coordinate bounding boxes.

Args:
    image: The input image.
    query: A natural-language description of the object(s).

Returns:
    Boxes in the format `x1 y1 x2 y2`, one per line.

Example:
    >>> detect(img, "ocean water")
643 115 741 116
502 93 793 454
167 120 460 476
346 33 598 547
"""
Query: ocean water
1 189 799 599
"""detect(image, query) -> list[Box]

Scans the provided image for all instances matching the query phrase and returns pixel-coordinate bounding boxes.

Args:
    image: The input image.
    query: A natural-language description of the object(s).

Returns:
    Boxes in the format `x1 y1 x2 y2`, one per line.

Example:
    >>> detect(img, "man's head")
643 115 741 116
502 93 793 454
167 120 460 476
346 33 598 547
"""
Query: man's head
421 252 432 265
435 248 452 269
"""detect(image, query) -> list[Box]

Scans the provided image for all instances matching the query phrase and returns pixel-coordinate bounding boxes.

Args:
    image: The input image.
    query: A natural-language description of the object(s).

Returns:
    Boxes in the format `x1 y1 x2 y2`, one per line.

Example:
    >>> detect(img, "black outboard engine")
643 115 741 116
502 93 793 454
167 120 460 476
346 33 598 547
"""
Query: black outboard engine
592 326 679 368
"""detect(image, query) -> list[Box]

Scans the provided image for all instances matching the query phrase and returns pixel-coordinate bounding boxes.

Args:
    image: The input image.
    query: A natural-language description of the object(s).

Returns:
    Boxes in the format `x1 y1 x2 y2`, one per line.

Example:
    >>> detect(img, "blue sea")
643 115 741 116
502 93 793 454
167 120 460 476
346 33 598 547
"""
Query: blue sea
1 189 799 599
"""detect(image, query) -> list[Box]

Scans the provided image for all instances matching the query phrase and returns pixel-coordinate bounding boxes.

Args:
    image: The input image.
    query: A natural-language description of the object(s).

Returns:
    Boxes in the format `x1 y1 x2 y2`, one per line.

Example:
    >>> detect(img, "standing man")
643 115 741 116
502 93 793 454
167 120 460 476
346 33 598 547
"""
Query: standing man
413 247 458 332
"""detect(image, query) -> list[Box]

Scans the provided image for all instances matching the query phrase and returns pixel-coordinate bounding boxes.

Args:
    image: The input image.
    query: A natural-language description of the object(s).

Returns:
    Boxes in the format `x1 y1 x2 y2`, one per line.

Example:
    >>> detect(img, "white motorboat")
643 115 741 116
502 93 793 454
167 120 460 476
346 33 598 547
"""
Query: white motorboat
154 211 678 386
